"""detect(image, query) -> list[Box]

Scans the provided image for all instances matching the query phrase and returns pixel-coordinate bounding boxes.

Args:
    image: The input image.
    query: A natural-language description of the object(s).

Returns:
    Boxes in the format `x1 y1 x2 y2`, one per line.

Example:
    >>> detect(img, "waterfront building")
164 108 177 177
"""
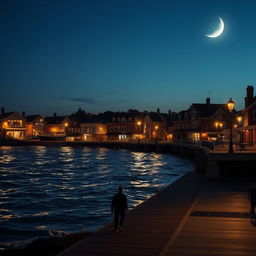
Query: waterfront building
242 85 256 145
80 118 107 141
25 115 45 137
172 110 190 141
143 109 170 141
43 113 71 139
173 98 239 142
0 108 27 140
106 112 143 141
65 116 82 142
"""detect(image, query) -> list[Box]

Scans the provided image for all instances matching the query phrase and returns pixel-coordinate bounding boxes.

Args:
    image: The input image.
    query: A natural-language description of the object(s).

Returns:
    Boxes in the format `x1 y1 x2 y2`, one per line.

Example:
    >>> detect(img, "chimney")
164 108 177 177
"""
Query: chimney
206 97 211 105
22 112 26 117
53 112 57 117
1 107 4 115
245 85 255 108
157 108 160 114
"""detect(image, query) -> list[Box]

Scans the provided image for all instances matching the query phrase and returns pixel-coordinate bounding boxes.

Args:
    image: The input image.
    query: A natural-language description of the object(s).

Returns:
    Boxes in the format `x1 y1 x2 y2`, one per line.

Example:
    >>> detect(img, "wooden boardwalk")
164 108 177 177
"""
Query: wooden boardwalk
166 180 256 256
58 173 256 256
58 172 204 256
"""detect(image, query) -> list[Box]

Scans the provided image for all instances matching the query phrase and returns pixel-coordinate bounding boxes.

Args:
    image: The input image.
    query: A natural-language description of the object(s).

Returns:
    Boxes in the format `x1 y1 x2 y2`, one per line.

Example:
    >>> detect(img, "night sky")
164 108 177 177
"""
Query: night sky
1 0 256 116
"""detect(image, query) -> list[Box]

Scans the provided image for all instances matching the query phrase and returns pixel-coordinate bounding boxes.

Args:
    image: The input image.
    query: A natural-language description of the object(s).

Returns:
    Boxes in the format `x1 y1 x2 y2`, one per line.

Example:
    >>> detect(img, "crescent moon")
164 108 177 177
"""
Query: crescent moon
206 17 224 38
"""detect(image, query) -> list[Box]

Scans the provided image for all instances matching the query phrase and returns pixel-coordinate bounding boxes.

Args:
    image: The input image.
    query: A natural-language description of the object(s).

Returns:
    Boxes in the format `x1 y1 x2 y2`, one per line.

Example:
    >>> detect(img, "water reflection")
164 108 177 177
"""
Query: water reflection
0 146 195 249
2 155 16 163
34 146 46 156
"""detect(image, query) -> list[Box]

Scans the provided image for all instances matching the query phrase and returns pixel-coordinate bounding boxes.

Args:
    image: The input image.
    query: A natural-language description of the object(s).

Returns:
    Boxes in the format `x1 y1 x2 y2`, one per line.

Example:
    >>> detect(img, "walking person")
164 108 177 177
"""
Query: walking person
248 183 256 221
111 186 128 232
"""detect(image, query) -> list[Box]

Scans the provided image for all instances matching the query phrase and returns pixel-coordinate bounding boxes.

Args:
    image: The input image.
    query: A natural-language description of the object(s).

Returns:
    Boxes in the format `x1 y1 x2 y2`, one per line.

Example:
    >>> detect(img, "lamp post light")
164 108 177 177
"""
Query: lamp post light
2 122 8 129
237 116 242 124
99 127 102 142
155 125 159 144
237 116 243 146
227 98 235 153
136 121 142 142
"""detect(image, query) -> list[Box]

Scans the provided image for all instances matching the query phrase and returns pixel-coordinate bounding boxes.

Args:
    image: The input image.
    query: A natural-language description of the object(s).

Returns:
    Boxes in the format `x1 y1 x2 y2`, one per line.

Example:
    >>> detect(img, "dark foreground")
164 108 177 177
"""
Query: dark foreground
0 232 92 256
58 172 255 256
2 171 255 256
58 172 204 256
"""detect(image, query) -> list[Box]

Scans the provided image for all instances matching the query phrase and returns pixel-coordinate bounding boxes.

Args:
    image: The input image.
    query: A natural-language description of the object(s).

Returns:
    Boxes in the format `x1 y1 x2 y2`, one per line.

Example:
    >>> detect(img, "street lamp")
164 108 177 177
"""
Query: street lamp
136 121 142 142
2 122 8 128
237 116 243 146
155 125 159 144
227 98 235 153
237 116 242 123
99 127 102 142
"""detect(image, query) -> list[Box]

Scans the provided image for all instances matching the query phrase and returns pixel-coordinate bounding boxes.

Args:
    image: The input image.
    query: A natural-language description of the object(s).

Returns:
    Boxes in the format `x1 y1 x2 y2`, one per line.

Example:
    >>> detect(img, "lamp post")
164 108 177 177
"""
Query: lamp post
99 127 102 142
155 125 159 144
137 121 142 142
237 116 243 146
64 122 69 138
227 98 235 153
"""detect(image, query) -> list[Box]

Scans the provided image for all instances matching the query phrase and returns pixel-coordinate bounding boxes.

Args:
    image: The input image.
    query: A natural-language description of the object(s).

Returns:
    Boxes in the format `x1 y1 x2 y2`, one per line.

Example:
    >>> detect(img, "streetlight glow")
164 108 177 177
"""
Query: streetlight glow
227 98 235 153
237 116 242 123
227 98 235 112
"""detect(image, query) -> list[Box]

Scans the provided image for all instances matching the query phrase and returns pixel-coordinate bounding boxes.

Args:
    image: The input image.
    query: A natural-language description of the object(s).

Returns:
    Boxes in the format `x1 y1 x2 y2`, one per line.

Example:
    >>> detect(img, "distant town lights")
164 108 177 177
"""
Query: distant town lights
215 121 223 129
237 116 242 123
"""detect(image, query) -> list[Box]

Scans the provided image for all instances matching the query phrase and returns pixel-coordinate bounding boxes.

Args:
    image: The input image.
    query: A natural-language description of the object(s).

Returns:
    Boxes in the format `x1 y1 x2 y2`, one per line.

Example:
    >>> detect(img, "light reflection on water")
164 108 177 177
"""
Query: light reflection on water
0 146 195 249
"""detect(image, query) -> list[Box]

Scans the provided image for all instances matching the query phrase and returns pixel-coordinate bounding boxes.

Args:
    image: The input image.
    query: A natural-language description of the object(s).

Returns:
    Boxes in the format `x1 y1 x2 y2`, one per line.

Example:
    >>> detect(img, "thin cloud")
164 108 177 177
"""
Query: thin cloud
59 96 96 104
97 99 133 107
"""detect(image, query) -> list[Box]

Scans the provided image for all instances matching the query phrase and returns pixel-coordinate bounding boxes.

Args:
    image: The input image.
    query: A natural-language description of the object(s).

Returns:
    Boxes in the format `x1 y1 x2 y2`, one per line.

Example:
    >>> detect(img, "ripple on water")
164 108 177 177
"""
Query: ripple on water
0 146 195 249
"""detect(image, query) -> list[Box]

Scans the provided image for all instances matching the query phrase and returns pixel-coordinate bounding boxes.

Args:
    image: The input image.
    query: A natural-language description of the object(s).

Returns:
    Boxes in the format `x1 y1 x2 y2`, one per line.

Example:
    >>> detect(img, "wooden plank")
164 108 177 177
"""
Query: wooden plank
165 181 256 256
58 172 204 256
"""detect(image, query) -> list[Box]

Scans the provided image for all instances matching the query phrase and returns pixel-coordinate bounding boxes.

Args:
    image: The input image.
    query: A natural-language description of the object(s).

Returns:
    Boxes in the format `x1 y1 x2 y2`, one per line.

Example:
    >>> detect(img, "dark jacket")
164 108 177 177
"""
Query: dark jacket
111 192 128 212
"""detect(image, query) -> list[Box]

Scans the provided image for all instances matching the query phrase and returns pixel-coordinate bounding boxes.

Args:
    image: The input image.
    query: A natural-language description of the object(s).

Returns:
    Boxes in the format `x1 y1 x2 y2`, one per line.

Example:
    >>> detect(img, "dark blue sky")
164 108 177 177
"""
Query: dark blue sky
1 0 256 115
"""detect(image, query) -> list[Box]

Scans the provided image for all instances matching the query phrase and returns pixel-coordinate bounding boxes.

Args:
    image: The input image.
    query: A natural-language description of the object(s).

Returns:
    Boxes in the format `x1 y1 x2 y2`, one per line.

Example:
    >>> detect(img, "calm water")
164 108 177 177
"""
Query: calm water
0 146 195 249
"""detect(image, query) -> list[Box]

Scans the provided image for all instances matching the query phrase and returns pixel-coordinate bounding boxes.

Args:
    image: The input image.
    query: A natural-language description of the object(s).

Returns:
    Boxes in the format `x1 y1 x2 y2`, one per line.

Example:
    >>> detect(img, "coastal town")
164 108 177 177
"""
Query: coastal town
1 86 256 148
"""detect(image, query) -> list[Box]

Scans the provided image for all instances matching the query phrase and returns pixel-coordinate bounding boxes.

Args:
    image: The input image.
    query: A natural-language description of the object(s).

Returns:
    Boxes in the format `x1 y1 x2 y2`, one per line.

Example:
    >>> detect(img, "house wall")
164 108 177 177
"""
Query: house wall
1 112 27 140
81 123 107 141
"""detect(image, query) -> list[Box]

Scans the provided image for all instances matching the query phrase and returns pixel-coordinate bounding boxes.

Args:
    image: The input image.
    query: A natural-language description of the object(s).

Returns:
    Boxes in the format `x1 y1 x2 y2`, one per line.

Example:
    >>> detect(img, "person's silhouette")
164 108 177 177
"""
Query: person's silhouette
111 186 128 232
